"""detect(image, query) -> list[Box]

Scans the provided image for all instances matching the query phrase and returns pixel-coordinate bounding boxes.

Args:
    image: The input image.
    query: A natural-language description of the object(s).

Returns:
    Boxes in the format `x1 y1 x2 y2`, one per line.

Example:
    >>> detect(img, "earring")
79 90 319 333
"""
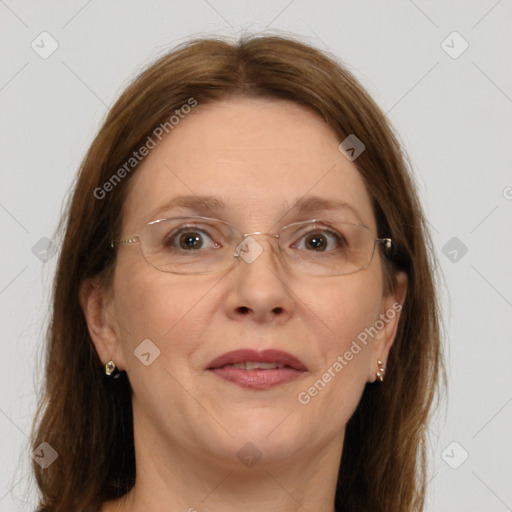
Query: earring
376 359 386 382
105 359 121 379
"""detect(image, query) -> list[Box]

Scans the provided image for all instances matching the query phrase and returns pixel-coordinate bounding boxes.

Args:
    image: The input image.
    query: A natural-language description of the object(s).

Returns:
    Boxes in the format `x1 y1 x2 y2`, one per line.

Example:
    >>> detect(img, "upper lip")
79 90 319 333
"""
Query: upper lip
207 349 308 371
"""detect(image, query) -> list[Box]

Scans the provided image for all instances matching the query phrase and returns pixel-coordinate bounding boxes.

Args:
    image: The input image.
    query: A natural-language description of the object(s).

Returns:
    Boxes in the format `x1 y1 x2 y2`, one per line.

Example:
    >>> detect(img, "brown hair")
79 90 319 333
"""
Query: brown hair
31 33 446 512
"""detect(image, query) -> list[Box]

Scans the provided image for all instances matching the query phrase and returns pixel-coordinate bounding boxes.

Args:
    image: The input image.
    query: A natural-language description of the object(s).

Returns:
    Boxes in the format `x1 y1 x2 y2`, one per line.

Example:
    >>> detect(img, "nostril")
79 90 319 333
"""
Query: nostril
234 306 284 316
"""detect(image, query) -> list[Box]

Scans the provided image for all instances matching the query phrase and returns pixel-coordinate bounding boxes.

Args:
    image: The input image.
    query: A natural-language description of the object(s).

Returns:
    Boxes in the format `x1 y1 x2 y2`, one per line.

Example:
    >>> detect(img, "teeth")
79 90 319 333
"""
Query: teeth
247 362 284 370
223 361 285 370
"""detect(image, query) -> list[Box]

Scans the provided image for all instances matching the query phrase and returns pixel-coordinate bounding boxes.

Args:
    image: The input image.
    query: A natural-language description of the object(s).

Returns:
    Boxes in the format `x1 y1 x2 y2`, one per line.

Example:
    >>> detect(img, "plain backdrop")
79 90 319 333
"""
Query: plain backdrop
1 1 511 511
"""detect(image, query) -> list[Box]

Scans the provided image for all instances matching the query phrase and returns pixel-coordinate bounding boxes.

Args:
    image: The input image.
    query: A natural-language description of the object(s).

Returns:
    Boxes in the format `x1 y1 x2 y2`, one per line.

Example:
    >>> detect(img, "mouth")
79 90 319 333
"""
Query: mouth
206 349 307 390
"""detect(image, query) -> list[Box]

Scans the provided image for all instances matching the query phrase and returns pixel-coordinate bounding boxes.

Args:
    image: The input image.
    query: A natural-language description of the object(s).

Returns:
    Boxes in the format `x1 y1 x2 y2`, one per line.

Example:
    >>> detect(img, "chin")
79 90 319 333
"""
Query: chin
225 410 306 450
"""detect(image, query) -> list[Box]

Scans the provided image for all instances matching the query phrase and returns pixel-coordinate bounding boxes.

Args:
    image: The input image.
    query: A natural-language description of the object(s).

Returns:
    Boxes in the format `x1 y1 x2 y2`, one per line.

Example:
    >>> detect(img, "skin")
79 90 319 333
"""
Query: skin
81 97 407 512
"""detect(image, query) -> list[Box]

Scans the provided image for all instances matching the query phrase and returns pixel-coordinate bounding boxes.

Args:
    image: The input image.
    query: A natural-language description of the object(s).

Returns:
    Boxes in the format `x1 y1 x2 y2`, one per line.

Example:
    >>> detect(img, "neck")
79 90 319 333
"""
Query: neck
104 419 343 512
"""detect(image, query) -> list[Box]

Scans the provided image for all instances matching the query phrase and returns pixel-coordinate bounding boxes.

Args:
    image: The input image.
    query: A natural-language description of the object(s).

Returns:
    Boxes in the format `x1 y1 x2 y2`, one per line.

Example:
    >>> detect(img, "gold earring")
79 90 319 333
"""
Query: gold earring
105 359 120 378
376 359 386 382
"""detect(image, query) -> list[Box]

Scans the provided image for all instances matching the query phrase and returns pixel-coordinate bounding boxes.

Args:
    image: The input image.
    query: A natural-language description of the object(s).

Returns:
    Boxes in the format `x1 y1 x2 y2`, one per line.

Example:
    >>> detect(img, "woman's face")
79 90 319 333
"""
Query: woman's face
86 97 406 470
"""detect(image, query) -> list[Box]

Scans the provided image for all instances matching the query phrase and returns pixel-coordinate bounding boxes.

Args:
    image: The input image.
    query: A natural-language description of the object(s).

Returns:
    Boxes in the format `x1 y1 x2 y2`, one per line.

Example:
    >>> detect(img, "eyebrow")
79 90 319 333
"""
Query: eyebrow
150 194 366 225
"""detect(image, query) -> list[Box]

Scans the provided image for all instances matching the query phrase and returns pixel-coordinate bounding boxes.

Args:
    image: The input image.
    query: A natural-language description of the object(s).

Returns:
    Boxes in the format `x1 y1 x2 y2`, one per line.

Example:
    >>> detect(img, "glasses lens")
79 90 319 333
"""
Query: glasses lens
140 217 237 274
280 220 376 276
138 217 377 276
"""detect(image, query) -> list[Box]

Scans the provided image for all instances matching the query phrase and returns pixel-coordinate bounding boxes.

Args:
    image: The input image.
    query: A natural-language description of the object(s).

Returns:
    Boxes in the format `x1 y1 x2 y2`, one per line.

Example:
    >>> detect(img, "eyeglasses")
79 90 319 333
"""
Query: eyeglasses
110 216 392 277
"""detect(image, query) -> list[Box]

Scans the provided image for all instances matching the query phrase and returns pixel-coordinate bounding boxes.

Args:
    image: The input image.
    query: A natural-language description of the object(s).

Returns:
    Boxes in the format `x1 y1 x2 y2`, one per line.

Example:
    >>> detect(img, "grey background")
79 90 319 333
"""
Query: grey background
1 1 512 510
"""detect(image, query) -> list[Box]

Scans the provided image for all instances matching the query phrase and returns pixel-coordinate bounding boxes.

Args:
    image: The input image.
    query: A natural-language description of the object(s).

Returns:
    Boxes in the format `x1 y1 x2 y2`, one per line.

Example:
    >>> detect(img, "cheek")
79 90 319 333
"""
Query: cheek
292 270 382 424
296 269 383 360
111 262 219 370
295 283 378 434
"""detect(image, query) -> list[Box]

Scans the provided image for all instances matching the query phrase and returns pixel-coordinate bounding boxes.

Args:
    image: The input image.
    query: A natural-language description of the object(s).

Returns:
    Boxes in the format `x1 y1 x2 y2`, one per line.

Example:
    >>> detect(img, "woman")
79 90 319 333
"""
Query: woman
31 34 445 512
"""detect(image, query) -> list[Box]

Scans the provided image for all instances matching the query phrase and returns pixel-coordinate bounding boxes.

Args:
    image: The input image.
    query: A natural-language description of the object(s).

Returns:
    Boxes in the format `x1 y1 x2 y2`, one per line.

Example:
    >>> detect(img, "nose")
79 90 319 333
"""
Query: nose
223 234 295 324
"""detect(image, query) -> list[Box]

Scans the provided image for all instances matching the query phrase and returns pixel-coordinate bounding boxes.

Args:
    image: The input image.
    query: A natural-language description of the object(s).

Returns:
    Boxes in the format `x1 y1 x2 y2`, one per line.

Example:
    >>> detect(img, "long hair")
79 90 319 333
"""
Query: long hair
31 33 446 512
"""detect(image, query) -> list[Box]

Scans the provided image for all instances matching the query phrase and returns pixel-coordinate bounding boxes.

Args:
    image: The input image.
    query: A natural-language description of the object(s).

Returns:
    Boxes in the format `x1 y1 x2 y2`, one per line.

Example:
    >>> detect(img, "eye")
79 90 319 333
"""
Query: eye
163 225 222 251
291 226 348 252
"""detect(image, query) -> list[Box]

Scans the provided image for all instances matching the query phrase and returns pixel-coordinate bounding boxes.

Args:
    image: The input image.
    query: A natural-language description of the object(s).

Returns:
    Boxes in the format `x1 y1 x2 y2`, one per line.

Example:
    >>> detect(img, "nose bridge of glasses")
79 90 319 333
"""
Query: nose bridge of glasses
243 231 280 241
233 230 282 264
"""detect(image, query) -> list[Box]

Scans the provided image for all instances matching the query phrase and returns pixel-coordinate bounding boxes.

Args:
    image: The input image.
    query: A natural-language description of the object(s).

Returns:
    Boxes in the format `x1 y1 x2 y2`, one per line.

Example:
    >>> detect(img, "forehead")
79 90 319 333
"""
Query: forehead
122 97 376 232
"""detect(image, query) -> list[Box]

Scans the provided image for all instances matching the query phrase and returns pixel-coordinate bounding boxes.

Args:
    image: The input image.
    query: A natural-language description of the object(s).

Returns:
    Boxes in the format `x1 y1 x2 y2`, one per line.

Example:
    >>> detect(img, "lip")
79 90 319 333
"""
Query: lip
207 349 308 390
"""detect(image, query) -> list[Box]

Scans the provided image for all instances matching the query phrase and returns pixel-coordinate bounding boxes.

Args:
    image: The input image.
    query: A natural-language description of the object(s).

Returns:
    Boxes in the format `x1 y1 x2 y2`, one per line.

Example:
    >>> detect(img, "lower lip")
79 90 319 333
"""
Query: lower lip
209 367 305 390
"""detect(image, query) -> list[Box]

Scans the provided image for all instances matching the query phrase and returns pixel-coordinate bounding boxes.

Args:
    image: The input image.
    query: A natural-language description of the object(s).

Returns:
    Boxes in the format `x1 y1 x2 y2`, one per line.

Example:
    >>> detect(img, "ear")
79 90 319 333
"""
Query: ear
79 276 126 371
368 271 408 382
